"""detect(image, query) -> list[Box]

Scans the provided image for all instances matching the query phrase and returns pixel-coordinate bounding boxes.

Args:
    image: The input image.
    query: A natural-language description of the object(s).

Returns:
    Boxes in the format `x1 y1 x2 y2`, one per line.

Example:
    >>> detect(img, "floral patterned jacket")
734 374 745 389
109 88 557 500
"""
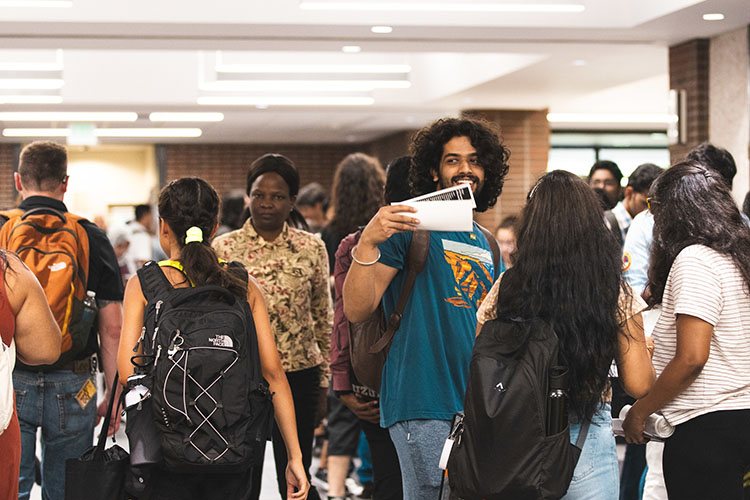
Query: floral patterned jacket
212 219 333 387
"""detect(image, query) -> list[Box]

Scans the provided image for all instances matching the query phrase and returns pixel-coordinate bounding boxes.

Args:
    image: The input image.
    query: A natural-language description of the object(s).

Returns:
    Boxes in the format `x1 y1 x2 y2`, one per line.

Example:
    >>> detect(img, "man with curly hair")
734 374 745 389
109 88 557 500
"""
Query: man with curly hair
343 117 510 499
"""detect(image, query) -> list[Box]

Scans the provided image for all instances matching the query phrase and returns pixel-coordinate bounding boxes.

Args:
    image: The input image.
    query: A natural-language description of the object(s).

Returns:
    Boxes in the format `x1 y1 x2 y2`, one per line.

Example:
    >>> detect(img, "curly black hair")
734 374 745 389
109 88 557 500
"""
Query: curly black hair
409 117 510 212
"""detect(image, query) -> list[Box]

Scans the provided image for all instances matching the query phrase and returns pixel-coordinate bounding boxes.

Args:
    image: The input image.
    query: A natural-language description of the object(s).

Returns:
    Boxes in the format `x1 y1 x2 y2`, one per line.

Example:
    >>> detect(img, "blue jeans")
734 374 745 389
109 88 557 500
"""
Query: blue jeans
13 370 97 500
388 419 452 500
563 403 619 500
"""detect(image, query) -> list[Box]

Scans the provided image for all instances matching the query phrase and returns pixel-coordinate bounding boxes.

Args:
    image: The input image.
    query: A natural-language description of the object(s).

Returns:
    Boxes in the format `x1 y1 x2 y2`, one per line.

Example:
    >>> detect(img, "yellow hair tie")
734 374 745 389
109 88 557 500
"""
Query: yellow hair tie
185 226 203 244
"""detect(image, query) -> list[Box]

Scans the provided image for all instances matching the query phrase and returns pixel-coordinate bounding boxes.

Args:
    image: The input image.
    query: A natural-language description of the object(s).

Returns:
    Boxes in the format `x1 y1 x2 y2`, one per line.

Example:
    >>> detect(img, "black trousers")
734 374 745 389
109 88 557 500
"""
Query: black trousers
271 366 322 500
361 419 403 500
663 409 750 500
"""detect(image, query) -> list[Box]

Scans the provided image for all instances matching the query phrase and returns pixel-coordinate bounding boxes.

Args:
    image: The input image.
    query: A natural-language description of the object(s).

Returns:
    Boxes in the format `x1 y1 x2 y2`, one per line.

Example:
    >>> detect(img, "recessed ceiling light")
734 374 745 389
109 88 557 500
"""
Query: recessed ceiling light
0 112 137 122
301 2 585 12
342 45 362 53
371 26 393 34
0 95 63 104
572 59 587 66
702 13 724 21
216 63 410 74
546 113 677 124
149 112 224 122
256 104 269 110
0 0 72 6
197 96 375 106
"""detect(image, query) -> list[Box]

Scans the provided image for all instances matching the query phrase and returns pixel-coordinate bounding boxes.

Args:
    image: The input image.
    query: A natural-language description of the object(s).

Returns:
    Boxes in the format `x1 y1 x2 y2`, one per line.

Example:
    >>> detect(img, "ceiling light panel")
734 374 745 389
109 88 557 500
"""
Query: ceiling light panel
197 96 375 106
299 2 585 12
202 80 410 92
149 112 224 122
0 78 63 89
0 112 137 121
0 95 62 104
0 0 72 6
216 64 411 74
3 128 203 138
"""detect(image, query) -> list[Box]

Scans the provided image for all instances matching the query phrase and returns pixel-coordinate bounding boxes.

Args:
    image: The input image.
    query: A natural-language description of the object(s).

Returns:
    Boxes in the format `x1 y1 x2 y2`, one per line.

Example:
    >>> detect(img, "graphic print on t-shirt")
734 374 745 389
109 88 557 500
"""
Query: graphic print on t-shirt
442 239 493 308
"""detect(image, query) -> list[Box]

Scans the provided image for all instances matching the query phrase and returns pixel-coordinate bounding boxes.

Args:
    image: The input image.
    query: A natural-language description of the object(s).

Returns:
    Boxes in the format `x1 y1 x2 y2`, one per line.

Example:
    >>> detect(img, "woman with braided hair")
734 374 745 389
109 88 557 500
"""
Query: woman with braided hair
117 177 309 500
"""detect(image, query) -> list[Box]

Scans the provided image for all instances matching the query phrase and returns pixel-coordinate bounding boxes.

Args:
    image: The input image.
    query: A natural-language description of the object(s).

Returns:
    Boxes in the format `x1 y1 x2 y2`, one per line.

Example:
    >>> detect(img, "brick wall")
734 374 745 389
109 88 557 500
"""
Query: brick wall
669 39 710 163
462 109 550 232
366 130 417 167
0 143 19 209
161 143 363 197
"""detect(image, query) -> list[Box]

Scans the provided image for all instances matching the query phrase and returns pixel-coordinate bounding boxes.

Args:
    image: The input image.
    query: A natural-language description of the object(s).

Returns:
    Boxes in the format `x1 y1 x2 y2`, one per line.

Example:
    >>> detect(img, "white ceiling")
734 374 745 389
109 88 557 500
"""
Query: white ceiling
0 0 747 144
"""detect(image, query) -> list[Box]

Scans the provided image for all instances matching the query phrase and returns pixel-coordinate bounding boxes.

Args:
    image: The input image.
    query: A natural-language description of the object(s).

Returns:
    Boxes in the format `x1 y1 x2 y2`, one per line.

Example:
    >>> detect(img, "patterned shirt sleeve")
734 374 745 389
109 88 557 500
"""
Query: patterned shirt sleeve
311 237 334 387
476 273 502 325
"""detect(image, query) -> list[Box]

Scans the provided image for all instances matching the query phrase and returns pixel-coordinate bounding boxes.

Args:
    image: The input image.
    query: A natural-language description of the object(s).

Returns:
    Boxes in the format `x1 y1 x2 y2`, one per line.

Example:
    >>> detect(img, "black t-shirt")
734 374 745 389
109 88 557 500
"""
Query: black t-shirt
12 196 124 302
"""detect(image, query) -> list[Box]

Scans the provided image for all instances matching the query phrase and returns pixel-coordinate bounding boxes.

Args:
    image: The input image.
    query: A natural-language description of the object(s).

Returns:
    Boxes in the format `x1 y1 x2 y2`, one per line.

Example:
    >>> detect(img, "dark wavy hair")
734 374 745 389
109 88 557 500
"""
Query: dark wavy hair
328 153 385 236
246 153 308 231
647 160 750 305
159 177 246 298
496 170 629 421
409 117 510 212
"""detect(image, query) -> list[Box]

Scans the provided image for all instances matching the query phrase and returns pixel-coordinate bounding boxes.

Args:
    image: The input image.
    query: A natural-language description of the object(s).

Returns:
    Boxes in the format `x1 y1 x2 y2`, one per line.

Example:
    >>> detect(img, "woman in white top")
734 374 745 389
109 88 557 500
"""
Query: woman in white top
623 160 750 499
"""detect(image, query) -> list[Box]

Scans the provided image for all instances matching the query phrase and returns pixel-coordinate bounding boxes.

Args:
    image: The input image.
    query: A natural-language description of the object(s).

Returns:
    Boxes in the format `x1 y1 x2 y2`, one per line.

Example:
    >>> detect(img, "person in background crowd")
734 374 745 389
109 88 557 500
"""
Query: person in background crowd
607 163 663 243
3 141 124 500
331 156 412 500
107 225 132 286
117 177 310 500
623 143 739 297
588 160 623 210
321 152 386 500
623 161 750 500
297 182 329 234
343 117 508 500
0 251 61 500
494 215 518 268
477 170 654 499
321 153 385 273
128 204 155 269
216 191 248 237
213 154 332 500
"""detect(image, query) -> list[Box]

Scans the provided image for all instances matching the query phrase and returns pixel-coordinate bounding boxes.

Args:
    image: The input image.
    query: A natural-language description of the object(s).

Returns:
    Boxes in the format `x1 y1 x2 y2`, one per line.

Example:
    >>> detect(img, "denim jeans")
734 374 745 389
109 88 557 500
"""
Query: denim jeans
388 419 452 500
13 370 97 500
563 403 619 500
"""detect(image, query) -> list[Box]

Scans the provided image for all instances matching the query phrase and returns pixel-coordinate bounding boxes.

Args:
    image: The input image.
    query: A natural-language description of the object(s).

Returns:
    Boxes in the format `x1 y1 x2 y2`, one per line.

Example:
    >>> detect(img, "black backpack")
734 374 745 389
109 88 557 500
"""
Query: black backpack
447 296 589 499
134 260 274 473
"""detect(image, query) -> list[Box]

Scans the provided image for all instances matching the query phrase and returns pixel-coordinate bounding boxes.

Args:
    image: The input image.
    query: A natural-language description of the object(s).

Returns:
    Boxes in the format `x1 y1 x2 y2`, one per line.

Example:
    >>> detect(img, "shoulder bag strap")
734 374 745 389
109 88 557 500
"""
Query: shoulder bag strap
368 230 431 354
93 370 120 458
575 419 590 450
476 223 501 280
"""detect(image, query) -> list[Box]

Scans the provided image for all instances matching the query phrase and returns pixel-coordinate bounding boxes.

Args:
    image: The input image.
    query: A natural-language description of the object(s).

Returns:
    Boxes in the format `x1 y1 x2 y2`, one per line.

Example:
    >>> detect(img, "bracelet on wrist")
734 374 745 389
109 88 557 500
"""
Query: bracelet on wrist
351 245 381 266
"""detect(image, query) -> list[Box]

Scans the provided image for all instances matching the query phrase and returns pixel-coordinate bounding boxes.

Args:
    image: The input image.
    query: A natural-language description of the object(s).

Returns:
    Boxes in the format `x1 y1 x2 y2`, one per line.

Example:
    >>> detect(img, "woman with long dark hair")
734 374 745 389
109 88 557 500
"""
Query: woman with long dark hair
212 154 332 500
476 170 654 498
117 177 309 500
623 161 750 499
321 152 385 272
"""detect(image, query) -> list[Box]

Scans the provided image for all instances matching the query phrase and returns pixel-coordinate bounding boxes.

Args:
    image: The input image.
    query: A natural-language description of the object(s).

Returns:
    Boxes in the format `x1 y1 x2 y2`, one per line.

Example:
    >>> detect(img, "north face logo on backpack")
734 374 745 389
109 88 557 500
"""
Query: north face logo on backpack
208 334 233 348
48 262 67 272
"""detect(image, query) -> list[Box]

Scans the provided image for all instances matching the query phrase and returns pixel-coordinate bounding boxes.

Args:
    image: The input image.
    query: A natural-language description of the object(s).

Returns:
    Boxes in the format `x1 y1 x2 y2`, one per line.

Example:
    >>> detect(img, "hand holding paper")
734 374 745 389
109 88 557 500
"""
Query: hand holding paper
392 184 476 232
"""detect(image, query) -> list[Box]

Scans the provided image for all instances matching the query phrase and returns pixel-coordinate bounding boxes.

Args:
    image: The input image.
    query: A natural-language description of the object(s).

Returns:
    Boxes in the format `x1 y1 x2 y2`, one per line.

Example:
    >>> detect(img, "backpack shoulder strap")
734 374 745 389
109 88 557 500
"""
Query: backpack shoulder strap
136 260 173 302
575 419 590 450
476 223 501 280
369 230 431 354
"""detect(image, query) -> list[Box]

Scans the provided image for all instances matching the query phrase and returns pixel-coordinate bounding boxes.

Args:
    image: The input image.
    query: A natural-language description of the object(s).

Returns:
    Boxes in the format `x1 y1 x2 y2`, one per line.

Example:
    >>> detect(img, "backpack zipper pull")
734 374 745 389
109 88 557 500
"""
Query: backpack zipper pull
133 326 146 353
168 330 183 357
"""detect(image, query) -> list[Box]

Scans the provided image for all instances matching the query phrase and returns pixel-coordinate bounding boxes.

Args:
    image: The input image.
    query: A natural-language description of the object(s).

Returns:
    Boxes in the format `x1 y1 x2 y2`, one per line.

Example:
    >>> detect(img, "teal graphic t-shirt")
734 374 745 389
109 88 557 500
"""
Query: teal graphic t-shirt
377 223 502 427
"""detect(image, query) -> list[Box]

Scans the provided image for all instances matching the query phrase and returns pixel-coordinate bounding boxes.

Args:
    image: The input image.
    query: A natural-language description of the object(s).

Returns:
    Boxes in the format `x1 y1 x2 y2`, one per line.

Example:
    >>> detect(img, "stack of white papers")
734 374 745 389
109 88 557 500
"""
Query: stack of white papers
392 183 476 232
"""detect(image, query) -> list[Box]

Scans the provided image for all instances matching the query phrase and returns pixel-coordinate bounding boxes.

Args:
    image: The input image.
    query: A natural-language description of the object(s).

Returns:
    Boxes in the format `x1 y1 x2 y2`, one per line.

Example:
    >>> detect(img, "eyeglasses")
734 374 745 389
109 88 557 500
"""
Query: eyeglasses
647 198 659 213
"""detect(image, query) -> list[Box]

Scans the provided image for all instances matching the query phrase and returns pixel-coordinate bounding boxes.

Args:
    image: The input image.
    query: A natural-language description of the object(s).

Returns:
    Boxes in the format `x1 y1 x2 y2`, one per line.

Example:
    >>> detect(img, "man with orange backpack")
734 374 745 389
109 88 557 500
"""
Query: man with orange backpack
0 141 124 500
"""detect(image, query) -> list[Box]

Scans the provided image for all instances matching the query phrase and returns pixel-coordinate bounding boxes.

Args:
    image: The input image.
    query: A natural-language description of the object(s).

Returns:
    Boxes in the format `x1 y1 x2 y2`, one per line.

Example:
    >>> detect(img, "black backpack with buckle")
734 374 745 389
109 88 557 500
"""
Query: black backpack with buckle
134 260 274 473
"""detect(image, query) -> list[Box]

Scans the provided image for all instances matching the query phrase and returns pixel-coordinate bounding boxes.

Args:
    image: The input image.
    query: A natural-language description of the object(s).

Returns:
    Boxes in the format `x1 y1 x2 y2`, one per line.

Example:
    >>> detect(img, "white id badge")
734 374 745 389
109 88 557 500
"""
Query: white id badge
438 437 455 470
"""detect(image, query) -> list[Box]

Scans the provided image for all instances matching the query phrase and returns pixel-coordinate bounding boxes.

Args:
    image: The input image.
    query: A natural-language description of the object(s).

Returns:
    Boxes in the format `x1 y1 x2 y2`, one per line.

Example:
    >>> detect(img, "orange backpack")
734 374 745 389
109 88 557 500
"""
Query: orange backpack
0 207 93 370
